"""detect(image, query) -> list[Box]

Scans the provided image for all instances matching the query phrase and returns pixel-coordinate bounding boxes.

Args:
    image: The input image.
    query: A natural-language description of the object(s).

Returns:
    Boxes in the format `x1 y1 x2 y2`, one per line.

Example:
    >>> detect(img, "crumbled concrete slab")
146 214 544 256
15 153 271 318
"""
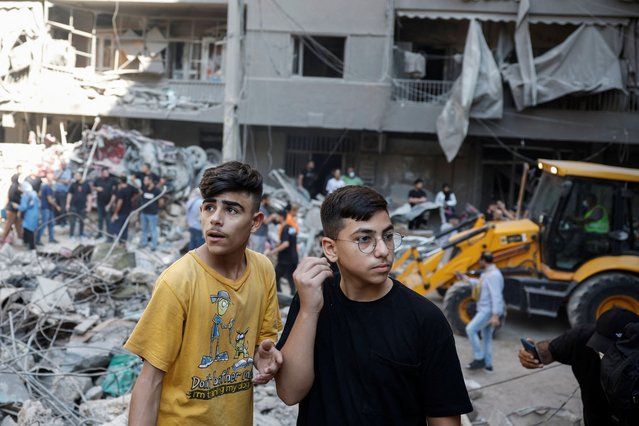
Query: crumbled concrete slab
84 385 103 401
0 372 30 404
128 267 155 285
94 266 125 283
1 415 18 426
79 394 130 422
0 288 21 308
73 315 101 335
100 413 127 426
29 277 72 314
51 375 93 405
17 400 66 426
61 342 112 373
92 243 136 270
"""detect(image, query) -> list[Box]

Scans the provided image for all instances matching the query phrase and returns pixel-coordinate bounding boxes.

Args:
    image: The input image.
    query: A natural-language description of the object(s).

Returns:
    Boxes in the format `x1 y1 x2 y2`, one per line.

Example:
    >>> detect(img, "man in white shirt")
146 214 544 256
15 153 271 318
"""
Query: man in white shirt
325 168 345 194
435 183 457 221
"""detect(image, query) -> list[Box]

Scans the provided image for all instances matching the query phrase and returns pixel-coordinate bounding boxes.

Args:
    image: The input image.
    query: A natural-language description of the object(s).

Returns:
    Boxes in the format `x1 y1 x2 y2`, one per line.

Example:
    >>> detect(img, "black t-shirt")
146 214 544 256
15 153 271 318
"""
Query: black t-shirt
68 181 91 208
141 186 162 215
276 276 472 425
301 167 317 194
277 224 298 265
93 176 117 204
115 185 138 217
408 189 427 207
134 171 160 185
549 324 614 426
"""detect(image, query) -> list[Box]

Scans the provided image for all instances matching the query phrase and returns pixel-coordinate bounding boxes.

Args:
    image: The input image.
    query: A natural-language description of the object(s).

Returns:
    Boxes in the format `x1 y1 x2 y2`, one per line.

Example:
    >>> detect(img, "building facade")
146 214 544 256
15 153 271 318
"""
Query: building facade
1 0 638 209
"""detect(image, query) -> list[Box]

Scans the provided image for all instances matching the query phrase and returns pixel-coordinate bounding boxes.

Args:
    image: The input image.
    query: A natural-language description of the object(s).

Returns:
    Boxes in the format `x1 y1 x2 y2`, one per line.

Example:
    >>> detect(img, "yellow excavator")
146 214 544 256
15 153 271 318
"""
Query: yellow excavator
392 159 639 334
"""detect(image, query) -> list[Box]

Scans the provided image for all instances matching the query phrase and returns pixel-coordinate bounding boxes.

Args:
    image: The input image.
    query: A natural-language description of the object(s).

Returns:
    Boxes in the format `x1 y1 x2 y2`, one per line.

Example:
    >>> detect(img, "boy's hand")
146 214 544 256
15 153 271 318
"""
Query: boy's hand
294 257 333 314
253 339 283 385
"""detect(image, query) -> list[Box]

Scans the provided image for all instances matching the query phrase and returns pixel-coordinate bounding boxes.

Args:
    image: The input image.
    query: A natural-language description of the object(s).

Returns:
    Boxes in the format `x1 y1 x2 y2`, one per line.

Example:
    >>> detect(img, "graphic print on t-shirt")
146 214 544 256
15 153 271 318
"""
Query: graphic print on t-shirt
188 290 255 400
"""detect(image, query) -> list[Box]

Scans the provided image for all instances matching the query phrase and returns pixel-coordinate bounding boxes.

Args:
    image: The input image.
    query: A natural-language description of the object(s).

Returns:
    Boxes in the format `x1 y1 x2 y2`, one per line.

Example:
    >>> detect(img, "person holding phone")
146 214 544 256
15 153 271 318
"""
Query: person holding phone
518 308 639 426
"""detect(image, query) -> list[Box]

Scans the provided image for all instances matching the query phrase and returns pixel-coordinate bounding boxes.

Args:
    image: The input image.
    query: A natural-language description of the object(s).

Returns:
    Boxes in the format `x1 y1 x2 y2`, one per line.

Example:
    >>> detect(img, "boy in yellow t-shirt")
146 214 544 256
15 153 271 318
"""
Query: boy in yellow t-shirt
125 161 283 425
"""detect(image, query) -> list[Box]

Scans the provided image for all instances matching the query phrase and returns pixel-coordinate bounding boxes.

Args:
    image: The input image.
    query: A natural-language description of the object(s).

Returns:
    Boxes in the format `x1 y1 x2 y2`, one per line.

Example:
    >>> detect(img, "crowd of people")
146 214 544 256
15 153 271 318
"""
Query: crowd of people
1 162 165 251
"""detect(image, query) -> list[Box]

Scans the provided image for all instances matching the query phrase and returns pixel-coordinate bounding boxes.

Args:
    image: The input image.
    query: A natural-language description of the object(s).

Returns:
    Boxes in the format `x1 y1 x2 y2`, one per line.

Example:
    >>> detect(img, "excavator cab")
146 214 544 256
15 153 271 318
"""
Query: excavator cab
530 171 638 271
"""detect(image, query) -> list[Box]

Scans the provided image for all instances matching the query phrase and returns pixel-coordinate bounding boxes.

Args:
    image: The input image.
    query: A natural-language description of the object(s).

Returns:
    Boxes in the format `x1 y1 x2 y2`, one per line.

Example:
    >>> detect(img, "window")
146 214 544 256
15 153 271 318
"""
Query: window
292 36 345 78
552 179 615 270
94 14 226 81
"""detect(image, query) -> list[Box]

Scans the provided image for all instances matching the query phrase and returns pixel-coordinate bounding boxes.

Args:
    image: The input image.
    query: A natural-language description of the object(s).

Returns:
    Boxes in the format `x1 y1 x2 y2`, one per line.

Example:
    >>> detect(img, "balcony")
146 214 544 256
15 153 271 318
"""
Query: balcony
167 80 225 104
392 79 454 104
391 78 639 113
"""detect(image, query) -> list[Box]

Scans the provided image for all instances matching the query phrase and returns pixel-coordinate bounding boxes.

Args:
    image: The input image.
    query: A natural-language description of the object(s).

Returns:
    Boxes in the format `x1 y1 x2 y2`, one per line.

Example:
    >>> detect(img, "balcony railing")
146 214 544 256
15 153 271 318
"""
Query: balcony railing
168 80 225 104
392 78 639 113
392 79 454 104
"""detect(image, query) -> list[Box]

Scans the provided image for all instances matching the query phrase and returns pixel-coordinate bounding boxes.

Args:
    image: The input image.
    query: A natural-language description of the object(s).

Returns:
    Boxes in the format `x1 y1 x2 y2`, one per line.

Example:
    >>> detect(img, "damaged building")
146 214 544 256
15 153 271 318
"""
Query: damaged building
0 0 638 208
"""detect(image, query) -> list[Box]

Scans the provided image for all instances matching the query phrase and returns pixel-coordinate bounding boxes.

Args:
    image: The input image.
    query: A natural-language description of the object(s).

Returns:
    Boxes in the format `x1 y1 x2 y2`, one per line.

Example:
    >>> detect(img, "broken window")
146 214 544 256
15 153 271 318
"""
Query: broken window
292 36 346 78
46 6 94 68
94 13 226 80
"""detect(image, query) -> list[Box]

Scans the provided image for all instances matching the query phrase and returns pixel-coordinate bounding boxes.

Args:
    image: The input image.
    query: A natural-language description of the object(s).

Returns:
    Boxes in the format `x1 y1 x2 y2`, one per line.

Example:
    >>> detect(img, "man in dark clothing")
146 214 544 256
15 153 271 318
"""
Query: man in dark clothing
519 308 639 426
54 163 72 226
37 172 60 244
66 172 91 239
138 175 162 251
275 186 472 425
266 209 298 295
93 168 117 238
297 160 318 199
408 178 428 230
110 176 139 244
133 163 159 189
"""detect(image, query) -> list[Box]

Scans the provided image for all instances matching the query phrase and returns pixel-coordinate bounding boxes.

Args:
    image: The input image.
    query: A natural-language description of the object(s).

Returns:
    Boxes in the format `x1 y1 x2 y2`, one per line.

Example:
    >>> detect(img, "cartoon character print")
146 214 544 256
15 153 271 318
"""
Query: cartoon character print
199 290 235 368
234 328 250 359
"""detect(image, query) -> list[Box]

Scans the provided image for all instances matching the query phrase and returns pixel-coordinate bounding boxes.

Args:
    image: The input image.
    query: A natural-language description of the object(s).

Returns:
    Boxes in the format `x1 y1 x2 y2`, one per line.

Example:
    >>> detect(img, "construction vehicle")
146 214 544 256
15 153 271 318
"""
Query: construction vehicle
392 159 639 334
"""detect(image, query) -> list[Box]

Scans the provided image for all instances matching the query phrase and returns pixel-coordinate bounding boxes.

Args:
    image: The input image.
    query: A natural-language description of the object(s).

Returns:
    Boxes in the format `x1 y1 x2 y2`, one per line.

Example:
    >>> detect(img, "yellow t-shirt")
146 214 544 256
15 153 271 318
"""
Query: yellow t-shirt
124 249 282 425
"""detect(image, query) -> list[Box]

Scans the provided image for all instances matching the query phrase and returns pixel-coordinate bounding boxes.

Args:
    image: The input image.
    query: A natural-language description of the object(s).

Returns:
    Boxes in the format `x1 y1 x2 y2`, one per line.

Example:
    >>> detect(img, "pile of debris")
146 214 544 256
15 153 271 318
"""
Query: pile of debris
0 236 171 425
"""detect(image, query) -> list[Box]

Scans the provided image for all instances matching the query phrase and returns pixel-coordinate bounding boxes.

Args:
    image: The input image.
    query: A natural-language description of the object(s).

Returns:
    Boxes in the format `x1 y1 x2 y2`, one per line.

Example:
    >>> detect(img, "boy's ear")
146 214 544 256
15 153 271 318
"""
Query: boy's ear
321 236 338 262
251 211 265 233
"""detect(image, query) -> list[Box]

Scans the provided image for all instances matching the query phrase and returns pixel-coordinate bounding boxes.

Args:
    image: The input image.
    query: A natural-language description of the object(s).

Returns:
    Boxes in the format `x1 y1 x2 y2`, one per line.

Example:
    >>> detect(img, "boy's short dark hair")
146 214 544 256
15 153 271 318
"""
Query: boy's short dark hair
414 178 424 184
321 186 388 239
199 161 263 211
119 175 127 184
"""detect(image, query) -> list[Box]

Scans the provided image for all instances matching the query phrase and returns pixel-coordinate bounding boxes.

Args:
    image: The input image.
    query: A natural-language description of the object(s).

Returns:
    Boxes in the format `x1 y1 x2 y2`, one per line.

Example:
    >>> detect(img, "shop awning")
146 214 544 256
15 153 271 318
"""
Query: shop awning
396 10 630 26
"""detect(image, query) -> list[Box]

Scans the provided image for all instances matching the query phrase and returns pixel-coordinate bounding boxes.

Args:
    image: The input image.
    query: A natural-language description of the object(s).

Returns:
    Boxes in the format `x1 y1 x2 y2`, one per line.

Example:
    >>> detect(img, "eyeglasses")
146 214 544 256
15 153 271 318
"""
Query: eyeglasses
333 232 404 254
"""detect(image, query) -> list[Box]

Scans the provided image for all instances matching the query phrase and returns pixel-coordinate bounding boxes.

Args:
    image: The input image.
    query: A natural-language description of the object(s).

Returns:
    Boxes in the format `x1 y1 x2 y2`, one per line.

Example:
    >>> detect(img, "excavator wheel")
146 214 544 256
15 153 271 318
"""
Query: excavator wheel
567 273 639 328
442 282 476 335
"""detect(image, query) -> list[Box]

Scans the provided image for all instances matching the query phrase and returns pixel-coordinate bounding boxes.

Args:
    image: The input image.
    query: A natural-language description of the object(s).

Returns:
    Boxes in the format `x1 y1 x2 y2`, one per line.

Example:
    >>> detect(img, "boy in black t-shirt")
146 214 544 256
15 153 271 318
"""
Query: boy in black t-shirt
275 186 472 425
265 209 298 295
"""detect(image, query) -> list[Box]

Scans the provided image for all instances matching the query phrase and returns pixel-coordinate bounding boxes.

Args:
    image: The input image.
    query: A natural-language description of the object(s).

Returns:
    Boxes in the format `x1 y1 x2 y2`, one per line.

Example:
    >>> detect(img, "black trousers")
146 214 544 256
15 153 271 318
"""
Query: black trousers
23 229 35 250
275 263 297 295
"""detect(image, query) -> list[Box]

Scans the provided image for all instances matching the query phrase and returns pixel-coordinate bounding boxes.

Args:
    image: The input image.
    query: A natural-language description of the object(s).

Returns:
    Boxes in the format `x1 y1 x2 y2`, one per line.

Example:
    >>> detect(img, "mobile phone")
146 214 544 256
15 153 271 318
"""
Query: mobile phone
520 338 540 361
